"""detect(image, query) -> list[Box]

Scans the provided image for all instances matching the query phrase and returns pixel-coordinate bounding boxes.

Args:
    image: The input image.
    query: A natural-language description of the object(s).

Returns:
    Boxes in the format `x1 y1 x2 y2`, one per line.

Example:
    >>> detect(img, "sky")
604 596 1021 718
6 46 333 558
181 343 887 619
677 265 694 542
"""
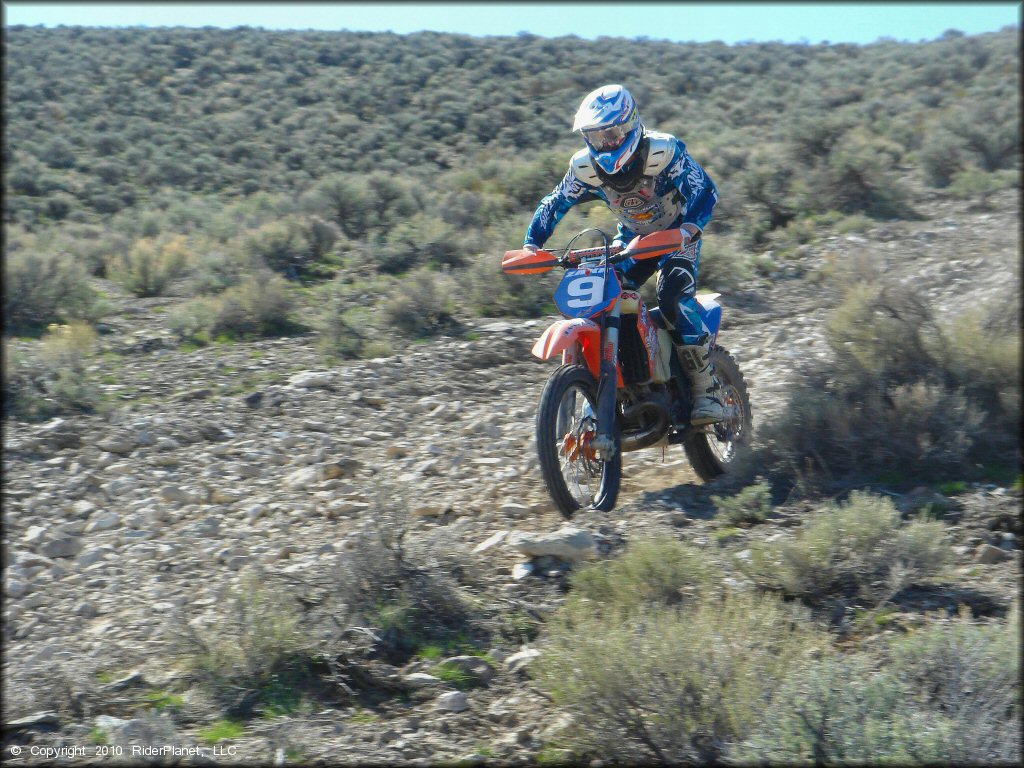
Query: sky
2 2 1020 45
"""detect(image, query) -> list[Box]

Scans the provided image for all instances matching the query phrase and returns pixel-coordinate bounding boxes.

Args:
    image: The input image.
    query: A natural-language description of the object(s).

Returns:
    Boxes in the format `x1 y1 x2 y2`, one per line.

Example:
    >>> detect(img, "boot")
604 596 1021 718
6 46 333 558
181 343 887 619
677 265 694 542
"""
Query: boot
676 341 725 426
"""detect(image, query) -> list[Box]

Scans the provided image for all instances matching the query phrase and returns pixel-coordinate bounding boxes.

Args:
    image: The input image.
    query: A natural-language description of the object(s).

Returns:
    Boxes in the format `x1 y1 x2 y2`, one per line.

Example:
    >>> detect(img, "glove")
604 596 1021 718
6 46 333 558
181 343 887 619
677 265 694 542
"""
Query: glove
523 243 539 252
679 223 701 244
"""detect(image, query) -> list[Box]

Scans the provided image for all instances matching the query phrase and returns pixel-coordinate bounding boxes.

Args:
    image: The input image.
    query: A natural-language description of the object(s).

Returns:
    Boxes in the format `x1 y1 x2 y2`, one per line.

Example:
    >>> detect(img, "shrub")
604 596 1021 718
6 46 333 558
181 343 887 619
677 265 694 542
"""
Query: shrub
185 244 250 296
756 276 1020 481
533 588 827 764
3 247 97 334
381 268 461 339
168 270 297 342
175 565 315 718
241 216 339 280
711 478 772 526
948 167 1017 209
742 491 949 605
738 607 1020 765
568 539 716 614
697 236 753 291
329 496 479 664
463 249 555 319
209 271 296 339
3 323 101 421
108 235 191 297
317 300 390 361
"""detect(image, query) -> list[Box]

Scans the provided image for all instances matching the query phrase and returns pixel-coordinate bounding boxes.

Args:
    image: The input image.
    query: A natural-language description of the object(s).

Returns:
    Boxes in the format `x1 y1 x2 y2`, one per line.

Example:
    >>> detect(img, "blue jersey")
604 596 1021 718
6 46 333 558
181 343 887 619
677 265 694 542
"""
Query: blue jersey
524 131 718 248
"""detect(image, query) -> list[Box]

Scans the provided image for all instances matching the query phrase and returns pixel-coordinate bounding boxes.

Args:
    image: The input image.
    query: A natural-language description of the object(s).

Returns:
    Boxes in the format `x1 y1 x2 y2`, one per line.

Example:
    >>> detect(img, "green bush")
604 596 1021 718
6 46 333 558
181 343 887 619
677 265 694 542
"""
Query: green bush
317 301 390 361
711 478 772 526
174 565 316 717
948 167 1018 208
697 236 753 291
4 323 101 421
463 249 556 319
533 588 827 764
568 539 716 613
381 268 461 339
742 491 949 605
210 271 296 339
757 277 1020 481
3 247 98 334
738 606 1020 765
168 270 297 342
330 497 479 664
108 235 191 297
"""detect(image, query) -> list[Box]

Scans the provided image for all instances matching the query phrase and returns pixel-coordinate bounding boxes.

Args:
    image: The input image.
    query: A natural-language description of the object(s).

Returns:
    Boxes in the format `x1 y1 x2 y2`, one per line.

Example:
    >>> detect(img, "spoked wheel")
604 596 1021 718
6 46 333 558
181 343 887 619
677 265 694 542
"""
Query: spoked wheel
536 365 621 518
684 346 752 482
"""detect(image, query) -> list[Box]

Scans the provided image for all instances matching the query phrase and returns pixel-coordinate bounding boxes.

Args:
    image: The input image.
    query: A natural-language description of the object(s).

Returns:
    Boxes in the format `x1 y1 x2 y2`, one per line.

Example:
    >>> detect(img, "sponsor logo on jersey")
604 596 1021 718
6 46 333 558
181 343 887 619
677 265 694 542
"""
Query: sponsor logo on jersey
619 194 646 209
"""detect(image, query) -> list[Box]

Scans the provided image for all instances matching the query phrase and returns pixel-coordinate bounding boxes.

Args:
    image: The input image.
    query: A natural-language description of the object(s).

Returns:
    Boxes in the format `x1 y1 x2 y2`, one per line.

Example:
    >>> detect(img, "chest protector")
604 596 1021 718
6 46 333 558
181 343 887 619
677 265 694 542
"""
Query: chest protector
570 132 682 236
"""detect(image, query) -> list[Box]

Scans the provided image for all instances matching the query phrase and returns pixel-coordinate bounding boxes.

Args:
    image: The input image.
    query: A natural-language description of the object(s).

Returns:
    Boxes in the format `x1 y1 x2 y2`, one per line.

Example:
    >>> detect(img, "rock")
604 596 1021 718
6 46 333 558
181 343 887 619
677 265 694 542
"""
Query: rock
85 512 122 533
402 673 443 688
4 711 60 730
504 648 541 674
5 579 28 599
284 466 319 489
320 459 361 481
37 419 82 449
508 526 597 562
74 601 99 618
437 656 495 686
512 562 534 580
209 488 241 504
898 487 964 517
976 543 1011 564
160 485 204 505
96 434 135 455
23 526 47 545
177 388 213 401
411 504 447 517
40 536 83 560
289 371 335 389
70 500 97 518
101 671 147 692
435 691 469 713
76 548 111 568
499 503 530 519
472 531 509 554
186 517 220 538
243 391 264 409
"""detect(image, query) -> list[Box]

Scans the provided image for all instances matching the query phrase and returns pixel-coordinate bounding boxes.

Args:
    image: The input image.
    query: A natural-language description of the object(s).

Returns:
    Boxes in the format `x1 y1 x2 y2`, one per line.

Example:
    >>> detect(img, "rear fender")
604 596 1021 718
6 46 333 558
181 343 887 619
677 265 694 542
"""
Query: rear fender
532 318 601 379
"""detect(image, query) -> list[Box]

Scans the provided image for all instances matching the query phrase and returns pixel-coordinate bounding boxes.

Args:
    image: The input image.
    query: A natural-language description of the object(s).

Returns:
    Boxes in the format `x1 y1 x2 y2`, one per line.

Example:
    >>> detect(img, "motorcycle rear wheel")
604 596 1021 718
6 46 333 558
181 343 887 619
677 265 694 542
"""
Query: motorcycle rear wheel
684 346 752 481
536 364 621 518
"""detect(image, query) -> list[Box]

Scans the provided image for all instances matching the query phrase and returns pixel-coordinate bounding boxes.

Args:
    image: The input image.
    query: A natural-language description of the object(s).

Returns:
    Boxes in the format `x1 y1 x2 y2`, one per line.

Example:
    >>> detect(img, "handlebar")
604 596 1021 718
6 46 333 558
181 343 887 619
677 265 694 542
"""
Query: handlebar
502 229 685 276
558 243 624 266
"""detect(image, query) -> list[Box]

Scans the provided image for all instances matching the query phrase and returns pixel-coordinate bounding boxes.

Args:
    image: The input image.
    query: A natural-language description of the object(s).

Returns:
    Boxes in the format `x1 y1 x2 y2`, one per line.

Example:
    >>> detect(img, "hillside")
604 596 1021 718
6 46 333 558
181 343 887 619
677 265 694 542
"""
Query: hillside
3 24 1021 766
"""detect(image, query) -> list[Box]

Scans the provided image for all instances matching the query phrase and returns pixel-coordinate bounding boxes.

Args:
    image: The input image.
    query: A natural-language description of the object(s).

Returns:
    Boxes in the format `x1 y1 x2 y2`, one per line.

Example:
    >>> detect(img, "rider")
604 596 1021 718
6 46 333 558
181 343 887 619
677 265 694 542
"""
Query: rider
523 84 724 425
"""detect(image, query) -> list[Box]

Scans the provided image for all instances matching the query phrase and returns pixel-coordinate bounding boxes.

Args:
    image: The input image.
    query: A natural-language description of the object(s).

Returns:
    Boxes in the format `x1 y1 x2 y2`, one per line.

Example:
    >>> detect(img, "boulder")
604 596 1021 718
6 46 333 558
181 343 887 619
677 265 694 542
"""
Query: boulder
508 526 597 562
435 691 469 713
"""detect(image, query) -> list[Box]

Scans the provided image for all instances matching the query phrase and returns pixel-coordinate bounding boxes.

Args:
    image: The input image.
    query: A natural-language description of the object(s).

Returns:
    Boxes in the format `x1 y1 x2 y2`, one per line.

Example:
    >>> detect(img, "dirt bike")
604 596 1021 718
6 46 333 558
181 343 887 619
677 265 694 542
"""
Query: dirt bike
502 228 752 518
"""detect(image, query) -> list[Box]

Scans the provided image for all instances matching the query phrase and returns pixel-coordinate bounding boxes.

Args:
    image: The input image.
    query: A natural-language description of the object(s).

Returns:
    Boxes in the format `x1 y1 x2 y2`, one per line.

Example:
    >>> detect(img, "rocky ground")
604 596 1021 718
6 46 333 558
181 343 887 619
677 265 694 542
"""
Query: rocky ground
2 188 1020 765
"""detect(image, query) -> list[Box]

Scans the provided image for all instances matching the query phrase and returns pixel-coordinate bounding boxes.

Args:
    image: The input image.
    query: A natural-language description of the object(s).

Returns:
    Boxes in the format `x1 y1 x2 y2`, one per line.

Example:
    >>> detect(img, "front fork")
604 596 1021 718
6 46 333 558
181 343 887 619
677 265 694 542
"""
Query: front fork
593 299 621 460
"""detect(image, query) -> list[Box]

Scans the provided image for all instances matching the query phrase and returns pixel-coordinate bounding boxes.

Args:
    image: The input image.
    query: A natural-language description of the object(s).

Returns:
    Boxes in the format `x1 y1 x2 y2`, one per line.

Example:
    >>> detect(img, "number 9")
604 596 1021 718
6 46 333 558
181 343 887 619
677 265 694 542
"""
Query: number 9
566 276 603 308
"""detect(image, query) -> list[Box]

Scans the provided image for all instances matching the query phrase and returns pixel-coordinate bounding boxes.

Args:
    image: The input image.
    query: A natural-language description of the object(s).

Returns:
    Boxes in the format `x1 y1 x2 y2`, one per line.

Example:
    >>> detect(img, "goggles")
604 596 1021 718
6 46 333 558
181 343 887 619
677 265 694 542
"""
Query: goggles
582 113 637 152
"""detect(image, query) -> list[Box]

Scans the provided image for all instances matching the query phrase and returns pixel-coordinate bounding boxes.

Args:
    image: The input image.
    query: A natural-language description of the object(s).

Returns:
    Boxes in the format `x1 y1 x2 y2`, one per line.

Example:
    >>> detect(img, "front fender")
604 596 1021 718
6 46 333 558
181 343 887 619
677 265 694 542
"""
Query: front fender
532 318 601 379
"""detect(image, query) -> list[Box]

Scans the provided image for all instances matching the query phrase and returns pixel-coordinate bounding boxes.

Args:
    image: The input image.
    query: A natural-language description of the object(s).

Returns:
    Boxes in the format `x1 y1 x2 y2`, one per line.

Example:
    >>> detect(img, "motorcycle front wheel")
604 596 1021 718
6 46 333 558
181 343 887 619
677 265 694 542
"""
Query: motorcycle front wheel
536 364 621 518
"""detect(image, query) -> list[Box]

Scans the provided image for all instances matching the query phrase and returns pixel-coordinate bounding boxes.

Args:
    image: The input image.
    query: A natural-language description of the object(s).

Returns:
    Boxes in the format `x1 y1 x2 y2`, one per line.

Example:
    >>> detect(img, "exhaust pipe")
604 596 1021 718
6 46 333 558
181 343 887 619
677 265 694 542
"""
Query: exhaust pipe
620 399 670 452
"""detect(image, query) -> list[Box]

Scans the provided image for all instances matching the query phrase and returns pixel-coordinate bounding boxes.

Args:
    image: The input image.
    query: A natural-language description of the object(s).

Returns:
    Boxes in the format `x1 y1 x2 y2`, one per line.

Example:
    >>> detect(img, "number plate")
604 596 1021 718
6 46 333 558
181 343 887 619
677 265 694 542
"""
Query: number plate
554 267 621 319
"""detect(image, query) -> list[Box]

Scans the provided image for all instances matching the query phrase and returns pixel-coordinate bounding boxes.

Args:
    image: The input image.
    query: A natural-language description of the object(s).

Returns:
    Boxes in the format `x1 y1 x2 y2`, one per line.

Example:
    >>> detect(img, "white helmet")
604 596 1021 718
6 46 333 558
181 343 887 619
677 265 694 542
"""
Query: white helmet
572 84 643 175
